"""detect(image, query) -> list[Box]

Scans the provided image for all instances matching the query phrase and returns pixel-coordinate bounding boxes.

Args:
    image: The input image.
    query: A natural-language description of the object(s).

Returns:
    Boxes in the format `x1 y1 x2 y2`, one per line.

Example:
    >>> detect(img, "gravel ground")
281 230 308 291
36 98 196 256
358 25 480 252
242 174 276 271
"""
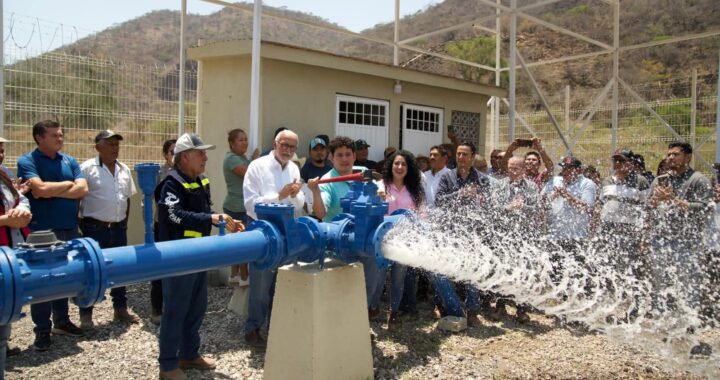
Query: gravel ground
3 283 707 379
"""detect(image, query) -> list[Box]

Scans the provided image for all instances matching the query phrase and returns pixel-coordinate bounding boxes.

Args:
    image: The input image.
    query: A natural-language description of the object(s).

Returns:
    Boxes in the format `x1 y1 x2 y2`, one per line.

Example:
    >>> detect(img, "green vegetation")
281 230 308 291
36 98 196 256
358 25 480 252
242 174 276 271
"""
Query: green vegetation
567 4 589 15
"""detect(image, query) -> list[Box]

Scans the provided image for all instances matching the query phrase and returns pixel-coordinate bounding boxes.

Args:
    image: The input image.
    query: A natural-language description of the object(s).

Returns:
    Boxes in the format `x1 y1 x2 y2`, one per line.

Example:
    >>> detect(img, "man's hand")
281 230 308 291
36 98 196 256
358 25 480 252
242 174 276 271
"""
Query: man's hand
507 139 519 153
649 185 674 206
307 177 320 192
14 177 30 195
531 137 543 151
279 179 302 199
212 214 238 232
458 184 478 199
507 196 524 211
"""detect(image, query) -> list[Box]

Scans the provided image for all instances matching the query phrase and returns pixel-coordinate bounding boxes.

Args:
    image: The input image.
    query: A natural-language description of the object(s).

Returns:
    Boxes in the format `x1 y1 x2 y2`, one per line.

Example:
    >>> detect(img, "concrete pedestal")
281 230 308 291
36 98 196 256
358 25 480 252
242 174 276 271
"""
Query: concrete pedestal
264 260 373 380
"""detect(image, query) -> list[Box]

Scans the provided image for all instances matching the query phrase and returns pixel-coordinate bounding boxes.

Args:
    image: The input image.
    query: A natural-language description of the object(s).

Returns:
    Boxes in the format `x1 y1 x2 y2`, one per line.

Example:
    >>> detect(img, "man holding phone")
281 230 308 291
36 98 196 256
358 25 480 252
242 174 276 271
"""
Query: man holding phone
501 138 554 187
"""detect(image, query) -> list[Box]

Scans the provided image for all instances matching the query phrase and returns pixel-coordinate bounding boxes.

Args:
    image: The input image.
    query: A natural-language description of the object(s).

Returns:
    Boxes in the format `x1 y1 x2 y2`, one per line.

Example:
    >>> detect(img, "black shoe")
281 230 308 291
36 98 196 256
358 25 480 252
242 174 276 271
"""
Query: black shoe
33 333 52 351
52 321 84 337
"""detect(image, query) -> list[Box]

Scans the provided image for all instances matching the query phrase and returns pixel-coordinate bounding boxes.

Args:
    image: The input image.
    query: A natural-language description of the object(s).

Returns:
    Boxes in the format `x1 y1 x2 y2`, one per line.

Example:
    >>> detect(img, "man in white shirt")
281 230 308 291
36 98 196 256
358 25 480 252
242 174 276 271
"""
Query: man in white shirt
242 129 304 349
78 130 140 330
424 145 451 206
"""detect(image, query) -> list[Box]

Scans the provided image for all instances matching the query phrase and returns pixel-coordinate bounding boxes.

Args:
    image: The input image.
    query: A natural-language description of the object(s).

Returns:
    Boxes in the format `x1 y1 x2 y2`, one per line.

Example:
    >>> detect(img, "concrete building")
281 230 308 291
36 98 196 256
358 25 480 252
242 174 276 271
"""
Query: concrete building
188 39 505 206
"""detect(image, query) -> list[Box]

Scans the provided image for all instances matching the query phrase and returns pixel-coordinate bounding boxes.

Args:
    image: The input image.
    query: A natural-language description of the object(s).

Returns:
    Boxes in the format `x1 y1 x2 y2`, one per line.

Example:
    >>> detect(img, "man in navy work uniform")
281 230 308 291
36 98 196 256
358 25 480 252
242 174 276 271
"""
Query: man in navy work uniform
155 132 242 380
77 130 140 330
17 120 89 351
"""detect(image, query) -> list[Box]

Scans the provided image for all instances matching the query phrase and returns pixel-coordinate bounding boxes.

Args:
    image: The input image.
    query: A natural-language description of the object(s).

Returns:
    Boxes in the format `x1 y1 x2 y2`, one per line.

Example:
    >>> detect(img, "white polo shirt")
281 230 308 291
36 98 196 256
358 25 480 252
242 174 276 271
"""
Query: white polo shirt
243 152 305 221
423 167 450 207
80 157 137 222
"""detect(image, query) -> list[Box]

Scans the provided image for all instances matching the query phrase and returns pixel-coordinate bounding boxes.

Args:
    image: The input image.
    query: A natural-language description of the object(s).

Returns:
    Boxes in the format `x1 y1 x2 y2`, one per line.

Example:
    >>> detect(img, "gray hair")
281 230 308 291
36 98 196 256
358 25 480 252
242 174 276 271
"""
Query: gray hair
274 129 298 143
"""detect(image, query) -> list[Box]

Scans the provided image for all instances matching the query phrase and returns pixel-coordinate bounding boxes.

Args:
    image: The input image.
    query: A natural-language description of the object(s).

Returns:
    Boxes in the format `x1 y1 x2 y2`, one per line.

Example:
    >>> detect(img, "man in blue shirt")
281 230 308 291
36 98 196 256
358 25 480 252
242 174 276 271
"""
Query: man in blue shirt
300 136 332 183
17 120 88 351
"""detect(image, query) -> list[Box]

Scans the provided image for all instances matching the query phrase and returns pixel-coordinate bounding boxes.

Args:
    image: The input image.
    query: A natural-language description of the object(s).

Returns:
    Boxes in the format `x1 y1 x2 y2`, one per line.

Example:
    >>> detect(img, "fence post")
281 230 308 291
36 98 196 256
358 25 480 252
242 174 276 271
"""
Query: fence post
565 85 570 130
691 69 697 169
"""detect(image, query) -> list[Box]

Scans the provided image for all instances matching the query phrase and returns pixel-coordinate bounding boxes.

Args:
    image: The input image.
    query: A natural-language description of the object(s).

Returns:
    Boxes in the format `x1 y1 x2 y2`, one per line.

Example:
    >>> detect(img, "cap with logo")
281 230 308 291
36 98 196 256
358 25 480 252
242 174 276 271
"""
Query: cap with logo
558 155 582 169
309 137 327 149
95 130 124 143
174 133 216 154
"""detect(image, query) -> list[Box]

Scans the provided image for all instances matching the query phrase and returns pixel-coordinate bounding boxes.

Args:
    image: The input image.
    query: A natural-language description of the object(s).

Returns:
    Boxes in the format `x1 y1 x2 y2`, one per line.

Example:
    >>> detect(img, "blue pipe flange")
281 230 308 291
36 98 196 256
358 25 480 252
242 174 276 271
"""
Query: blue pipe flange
371 220 394 270
328 213 356 262
295 217 324 263
246 220 285 271
0 246 24 325
72 237 108 308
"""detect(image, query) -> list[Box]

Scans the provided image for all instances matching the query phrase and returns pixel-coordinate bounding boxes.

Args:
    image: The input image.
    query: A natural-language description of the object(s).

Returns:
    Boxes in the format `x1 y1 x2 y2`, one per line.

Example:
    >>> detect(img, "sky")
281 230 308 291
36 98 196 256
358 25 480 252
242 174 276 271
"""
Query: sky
5 0 437 53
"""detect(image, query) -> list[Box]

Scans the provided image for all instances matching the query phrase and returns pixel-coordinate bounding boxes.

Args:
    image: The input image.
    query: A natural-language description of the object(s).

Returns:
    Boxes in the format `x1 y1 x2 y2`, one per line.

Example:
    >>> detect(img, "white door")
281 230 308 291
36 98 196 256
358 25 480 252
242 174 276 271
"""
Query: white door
401 104 443 157
335 94 389 161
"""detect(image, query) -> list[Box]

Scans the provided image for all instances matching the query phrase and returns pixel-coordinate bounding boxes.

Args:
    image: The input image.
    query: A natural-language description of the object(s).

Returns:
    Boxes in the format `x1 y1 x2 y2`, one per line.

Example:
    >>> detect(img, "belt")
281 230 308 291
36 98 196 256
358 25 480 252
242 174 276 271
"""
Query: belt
81 217 127 228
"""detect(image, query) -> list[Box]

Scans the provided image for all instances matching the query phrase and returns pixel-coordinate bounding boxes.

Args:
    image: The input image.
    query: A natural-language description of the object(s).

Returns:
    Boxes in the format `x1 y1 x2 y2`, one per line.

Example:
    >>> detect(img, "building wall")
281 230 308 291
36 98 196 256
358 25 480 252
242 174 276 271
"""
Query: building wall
195 55 489 216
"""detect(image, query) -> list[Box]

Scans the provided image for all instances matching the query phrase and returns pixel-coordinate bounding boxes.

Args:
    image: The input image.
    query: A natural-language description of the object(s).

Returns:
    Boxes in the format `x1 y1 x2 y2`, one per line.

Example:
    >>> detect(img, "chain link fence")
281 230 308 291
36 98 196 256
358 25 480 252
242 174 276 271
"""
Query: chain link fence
493 74 718 177
2 45 196 168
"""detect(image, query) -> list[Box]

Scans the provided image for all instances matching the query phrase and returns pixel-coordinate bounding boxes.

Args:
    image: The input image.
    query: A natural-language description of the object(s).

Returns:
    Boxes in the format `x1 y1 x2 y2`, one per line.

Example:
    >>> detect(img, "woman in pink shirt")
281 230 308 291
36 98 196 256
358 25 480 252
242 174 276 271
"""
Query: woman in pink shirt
371 150 425 326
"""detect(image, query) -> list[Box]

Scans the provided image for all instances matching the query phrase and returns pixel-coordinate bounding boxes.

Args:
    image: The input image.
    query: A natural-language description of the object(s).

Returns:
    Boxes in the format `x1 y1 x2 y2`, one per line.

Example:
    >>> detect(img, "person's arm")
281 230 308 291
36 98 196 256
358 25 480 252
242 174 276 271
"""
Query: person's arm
681 175 713 212
228 155 249 177
557 181 595 213
500 140 519 172
532 138 554 182
307 177 327 219
0 190 32 228
25 177 74 198
59 178 88 200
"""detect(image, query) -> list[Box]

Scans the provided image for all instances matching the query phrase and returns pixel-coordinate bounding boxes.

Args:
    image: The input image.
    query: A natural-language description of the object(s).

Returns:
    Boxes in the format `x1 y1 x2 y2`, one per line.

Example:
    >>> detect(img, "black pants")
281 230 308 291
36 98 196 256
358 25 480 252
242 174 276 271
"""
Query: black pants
151 222 163 314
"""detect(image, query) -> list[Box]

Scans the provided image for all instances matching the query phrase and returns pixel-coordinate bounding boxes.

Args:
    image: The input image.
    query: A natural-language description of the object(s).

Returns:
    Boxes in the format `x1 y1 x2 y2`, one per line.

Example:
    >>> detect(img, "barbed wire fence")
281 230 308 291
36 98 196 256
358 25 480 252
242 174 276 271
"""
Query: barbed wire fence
494 73 718 177
3 14 196 168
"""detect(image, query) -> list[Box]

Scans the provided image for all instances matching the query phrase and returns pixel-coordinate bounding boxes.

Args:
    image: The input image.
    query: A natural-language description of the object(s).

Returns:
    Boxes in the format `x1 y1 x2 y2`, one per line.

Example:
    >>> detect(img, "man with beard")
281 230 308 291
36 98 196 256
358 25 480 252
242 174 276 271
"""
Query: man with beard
300 136 332 183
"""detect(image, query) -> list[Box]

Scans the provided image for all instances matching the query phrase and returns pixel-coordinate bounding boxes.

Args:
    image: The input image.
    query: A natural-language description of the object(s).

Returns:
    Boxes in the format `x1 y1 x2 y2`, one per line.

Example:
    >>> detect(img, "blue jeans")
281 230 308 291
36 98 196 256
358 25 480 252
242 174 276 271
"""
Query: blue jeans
158 272 208 371
400 267 418 313
372 263 409 312
432 274 481 317
244 268 277 335
30 228 80 334
359 255 381 310
79 220 129 315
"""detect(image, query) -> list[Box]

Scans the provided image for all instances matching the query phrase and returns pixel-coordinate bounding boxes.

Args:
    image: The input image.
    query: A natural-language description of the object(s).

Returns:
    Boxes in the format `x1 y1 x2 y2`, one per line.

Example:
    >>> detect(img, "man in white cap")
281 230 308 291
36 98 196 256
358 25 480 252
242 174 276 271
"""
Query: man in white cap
77 130 140 330
156 132 243 380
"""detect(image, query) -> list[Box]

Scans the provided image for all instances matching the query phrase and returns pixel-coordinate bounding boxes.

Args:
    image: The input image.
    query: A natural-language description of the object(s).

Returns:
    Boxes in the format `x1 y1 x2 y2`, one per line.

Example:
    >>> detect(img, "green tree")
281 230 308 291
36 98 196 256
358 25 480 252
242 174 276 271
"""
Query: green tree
446 36 508 86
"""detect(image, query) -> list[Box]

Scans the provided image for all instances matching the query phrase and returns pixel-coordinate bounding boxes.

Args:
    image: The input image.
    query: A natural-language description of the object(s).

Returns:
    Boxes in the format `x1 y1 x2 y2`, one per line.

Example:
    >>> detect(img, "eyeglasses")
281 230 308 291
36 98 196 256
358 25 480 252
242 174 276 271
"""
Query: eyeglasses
278 142 297 151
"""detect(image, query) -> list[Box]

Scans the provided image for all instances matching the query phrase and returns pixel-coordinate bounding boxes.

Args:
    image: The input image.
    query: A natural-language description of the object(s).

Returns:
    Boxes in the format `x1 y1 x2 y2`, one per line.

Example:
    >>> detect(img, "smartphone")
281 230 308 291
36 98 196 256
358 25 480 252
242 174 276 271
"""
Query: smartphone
447 124 455 133
657 174 670 187
516 139 533 148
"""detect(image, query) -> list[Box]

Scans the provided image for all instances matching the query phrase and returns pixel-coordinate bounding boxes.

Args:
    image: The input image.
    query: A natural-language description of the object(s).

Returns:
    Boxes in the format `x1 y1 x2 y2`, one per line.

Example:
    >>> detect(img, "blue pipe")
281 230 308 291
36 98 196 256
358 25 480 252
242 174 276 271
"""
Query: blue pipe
0 164 408 326
135 163 160 245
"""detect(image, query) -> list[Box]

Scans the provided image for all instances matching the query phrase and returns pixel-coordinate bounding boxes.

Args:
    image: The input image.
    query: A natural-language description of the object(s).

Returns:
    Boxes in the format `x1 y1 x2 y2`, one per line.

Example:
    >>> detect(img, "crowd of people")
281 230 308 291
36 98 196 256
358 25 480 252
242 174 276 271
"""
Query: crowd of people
0 120 718 379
